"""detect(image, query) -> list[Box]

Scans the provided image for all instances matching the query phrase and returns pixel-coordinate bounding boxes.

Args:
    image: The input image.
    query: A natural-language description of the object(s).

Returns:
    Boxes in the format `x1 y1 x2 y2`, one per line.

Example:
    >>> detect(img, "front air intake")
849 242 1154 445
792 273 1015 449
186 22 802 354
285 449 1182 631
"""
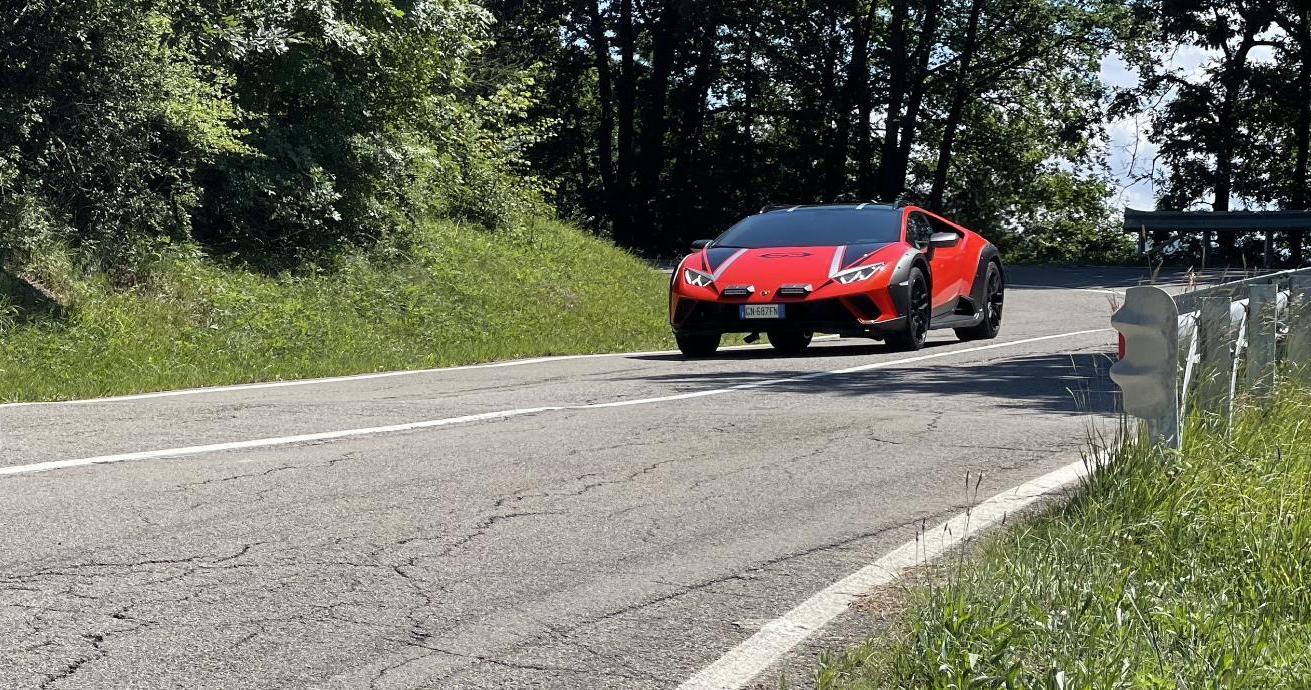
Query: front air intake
778 284 812 297
721 285 755 297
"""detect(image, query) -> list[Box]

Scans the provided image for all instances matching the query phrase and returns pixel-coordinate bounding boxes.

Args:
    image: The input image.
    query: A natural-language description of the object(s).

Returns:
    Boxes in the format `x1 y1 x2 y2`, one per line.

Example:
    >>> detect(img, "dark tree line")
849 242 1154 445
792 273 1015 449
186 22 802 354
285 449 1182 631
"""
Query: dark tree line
490 0 1130 259
5 0 1311 273
493 0 1311 266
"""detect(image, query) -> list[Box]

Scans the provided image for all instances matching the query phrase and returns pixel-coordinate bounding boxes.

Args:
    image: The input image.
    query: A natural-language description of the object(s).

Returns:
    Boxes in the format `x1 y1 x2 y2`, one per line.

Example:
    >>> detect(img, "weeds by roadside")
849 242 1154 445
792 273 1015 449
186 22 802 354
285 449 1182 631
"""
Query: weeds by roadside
820 386 1311 688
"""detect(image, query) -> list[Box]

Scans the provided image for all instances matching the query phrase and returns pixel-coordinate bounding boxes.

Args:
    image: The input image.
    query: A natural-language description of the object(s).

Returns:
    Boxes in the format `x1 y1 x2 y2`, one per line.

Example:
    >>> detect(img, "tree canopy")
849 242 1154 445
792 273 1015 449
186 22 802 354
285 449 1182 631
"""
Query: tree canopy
2 0 1309 270
1 0 543 273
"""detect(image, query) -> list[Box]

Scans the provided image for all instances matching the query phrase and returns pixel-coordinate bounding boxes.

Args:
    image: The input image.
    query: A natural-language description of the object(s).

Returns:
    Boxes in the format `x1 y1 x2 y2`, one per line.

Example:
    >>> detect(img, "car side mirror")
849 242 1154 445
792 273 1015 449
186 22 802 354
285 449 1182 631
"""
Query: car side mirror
929 232 960 249
690 239 712 251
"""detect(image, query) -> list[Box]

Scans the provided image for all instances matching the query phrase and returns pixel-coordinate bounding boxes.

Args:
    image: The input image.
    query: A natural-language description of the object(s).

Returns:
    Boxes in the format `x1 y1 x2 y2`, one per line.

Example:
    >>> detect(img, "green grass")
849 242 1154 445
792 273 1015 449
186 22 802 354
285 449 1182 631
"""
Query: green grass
820 387 1311 689
0 218 674 402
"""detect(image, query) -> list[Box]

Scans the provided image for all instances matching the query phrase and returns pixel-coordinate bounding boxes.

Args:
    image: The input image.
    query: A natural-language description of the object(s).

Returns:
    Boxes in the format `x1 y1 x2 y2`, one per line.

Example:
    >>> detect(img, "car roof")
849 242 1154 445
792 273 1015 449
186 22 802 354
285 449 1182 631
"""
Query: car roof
758 203 902 214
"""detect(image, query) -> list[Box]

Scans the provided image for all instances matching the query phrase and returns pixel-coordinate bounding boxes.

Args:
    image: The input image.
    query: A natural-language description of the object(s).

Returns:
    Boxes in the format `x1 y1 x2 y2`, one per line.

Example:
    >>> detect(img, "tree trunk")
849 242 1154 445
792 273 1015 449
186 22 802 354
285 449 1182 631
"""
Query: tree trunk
1291 7 1311 265
668 14 718 238
743 25 758 204
1212 29 1257 264
928 0 984 211
875 0 910 201
823 10 865 200
635 0 681 245
855 1 878 198
614 0 638 245
891 0 943 194
583 0 615 212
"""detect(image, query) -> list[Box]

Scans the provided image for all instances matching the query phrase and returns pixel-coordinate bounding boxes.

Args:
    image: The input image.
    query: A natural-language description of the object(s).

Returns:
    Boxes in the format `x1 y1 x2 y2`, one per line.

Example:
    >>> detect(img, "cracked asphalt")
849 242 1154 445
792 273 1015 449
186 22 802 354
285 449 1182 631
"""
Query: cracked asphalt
0 267 1157 689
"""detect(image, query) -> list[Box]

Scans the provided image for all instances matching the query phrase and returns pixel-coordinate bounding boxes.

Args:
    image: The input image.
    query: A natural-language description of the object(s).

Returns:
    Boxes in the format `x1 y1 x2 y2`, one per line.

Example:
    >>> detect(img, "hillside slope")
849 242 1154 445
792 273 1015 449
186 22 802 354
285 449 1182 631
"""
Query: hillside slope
0 219 672 402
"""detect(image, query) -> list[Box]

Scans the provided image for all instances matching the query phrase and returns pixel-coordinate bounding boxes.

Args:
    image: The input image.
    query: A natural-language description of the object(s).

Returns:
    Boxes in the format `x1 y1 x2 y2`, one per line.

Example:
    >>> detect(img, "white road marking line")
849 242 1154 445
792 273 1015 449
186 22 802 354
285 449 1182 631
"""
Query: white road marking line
0 330 1107 479
676 456 1092 690
0 408 563 478
0 338 831 409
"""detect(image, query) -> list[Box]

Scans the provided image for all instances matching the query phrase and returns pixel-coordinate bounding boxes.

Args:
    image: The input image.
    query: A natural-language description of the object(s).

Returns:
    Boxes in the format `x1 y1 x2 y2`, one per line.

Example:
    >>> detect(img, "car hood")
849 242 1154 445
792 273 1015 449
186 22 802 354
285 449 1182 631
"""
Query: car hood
699 243 899 286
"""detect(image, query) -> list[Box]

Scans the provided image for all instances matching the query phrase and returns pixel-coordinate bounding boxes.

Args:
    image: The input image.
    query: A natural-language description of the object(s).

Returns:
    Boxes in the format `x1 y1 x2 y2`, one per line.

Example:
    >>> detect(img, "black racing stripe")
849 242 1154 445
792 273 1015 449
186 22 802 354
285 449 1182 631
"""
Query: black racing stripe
705 247 740 273
841 243 892 269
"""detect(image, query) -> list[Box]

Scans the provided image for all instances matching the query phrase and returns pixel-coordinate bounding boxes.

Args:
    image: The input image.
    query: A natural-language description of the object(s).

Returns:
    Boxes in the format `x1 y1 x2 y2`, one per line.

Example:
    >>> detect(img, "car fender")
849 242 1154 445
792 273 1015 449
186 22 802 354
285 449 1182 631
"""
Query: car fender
886 247 930 319
962 243 1003 323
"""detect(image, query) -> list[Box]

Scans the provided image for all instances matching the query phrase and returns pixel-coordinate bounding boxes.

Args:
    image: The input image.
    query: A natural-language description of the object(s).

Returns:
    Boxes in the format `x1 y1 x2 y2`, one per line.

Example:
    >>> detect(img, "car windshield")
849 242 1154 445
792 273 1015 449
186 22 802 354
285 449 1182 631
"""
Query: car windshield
713 207 903 248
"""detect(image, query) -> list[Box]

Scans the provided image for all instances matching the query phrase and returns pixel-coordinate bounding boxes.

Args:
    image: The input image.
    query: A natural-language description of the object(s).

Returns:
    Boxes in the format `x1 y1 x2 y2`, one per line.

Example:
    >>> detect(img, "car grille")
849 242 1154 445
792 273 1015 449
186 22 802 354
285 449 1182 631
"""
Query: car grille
677 298 869 330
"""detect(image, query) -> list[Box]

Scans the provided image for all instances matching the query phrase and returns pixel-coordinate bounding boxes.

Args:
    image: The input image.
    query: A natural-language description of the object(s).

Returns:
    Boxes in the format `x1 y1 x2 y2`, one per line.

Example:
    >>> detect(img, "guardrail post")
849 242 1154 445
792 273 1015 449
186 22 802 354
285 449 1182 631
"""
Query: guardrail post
1290 275 1311 372
1197 296 1234 420
1245 284 1278 396
1110 286 1180 449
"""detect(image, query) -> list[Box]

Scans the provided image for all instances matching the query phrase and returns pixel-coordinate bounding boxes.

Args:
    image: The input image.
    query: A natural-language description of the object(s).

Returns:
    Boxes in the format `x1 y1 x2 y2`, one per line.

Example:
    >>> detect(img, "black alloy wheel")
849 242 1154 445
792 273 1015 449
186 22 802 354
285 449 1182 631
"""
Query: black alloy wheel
955 262 1004 342
888 268 930 351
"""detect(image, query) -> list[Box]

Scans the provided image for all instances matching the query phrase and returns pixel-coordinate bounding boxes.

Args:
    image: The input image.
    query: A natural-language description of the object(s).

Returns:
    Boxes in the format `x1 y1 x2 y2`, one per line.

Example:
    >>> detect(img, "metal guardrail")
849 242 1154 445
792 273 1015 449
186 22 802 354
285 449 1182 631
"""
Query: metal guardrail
1110 268 1311 448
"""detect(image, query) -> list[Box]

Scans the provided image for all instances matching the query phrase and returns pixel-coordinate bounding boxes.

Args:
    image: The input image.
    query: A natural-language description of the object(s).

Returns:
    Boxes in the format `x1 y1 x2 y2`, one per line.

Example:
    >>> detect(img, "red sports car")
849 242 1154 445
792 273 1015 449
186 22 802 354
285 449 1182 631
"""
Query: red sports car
669 203 1004 357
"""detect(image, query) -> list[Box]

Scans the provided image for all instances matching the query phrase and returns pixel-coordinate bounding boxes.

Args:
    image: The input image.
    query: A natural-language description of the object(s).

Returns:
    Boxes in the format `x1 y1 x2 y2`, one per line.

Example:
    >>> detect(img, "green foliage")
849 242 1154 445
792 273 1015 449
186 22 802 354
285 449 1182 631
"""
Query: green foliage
0 218 671 402
821 387 1311 688
0 0 546 272
491 0 1137 261
187 0 544 260
0 0 240 270
1113 0 1311 264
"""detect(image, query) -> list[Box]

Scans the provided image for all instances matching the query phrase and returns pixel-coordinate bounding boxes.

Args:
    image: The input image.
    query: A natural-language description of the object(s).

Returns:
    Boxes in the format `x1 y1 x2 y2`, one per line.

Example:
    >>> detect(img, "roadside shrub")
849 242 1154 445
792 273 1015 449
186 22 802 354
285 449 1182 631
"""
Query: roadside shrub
1 0 547 274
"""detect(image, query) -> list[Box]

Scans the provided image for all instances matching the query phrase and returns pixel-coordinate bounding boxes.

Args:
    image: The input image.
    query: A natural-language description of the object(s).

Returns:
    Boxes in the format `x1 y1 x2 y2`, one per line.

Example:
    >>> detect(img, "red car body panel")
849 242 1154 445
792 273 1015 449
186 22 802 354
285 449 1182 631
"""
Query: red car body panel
669 204 1002 341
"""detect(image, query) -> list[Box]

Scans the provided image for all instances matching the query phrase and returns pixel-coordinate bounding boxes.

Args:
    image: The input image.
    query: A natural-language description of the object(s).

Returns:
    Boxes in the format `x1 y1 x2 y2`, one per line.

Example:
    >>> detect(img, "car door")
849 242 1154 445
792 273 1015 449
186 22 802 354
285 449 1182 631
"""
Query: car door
908 212 963 314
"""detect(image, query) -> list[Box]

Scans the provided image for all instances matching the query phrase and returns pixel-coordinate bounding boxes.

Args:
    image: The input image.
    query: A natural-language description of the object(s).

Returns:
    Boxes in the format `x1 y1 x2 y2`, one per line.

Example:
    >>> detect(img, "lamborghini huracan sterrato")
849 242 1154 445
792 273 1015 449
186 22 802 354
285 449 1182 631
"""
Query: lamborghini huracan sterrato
669 203 1004 357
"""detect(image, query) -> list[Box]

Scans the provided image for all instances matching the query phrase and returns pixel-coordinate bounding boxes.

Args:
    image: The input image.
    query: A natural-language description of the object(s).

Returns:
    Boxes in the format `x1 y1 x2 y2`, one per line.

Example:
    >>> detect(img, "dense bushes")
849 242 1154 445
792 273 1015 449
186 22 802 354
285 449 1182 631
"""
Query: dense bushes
0 0 543 272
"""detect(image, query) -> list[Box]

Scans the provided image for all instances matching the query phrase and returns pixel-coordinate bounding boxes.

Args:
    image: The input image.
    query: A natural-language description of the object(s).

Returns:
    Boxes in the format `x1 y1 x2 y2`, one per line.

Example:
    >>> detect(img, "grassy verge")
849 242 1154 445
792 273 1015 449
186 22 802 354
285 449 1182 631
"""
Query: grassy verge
820 387 1311 688
0 218 674 402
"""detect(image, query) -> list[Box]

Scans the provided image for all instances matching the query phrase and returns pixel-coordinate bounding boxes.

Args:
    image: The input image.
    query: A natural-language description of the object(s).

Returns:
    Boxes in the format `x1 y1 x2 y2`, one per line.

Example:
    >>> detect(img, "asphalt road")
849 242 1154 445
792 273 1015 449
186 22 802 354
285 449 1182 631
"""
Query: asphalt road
0 267 1143 689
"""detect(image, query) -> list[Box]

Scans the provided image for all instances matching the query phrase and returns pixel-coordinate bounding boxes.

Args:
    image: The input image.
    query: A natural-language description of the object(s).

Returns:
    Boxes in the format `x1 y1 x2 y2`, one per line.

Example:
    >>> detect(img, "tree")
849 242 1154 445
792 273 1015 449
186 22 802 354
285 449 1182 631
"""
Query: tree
490 0 1136 257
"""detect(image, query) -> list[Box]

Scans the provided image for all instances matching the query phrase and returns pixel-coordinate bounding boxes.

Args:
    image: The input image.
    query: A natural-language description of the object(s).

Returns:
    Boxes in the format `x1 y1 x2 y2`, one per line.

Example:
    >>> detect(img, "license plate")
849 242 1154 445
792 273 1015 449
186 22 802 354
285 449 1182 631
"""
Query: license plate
740 304 785 320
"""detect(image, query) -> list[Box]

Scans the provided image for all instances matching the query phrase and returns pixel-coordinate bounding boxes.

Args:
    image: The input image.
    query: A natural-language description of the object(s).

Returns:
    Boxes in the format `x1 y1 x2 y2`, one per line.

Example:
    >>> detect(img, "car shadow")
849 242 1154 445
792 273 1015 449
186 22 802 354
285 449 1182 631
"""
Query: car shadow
624 351 1121 416
631 339 956 363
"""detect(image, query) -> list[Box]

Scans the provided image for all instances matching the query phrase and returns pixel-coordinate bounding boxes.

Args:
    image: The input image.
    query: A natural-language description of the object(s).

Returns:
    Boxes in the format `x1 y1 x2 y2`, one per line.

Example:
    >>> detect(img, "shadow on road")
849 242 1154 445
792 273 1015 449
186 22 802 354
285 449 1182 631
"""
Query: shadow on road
632 339 958 363
625 351 1121 416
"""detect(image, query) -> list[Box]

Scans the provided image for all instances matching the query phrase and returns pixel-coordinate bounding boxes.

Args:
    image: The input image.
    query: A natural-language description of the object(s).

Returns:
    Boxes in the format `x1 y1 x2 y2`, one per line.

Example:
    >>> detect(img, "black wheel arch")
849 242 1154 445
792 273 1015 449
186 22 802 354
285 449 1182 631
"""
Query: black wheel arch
887 249 931 318
966 244 1003 321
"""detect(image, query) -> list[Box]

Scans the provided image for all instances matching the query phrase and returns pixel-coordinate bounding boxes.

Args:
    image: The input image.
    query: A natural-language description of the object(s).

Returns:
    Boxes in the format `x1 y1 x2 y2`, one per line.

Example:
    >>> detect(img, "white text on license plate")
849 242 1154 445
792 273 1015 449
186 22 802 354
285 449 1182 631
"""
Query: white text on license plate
740 304 785 320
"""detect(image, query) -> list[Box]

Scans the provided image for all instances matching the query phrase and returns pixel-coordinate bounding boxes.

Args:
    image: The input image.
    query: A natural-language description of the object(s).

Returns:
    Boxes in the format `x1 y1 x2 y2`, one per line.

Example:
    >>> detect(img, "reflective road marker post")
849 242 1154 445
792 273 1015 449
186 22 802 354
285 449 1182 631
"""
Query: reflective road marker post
1111 286 1181 449
1245 284 1278 397
1197 296 1235 423
1290 275 1311 373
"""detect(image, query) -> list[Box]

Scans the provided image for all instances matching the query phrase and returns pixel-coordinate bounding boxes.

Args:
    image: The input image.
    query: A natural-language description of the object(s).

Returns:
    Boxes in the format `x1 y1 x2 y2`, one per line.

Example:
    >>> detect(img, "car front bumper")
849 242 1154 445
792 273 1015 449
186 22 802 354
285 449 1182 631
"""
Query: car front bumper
670 294 905 338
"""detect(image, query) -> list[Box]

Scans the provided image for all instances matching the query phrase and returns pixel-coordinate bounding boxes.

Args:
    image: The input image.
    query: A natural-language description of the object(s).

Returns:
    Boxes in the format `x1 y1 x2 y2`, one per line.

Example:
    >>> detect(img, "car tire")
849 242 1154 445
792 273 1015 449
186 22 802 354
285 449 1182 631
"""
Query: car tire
887 267 930 351
675 332 721 358
955 262 1003 342
767 330 812 355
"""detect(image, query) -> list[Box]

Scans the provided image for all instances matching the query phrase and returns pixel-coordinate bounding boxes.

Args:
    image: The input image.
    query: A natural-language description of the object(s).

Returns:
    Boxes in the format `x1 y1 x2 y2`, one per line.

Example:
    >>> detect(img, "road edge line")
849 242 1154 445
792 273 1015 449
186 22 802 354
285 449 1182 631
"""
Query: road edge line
675 457 1092 690
0 339 843 409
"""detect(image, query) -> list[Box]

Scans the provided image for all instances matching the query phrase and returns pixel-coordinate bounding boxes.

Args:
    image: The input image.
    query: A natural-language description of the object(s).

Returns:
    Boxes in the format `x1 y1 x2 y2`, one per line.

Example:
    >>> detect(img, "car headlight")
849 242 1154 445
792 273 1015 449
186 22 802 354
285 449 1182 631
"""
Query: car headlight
833 262 887 285
683 268 715 288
